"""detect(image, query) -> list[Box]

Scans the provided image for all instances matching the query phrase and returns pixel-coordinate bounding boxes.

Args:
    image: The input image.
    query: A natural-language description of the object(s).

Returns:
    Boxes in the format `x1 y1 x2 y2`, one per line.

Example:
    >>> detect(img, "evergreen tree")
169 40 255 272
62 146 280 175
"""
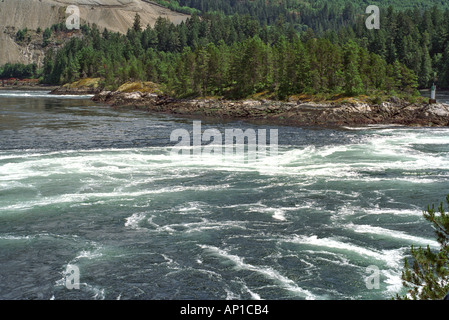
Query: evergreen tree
420 47 433 88
43 28 52 47
342 40 363 96
292 39 311 93
133 13 142 33
396 195 449 300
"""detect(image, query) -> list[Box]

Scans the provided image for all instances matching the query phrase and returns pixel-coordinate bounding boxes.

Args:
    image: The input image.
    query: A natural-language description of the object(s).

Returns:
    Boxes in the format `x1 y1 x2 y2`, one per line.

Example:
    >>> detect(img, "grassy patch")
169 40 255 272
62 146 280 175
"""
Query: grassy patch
62 78 101 89
116 81 163 95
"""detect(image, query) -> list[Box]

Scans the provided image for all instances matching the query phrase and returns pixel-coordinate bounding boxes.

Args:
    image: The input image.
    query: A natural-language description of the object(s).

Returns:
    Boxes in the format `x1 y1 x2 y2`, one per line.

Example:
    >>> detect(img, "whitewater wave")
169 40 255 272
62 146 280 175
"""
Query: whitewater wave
0 92 94 99
282 235 405 269
199 244 319 300
345 223 439 247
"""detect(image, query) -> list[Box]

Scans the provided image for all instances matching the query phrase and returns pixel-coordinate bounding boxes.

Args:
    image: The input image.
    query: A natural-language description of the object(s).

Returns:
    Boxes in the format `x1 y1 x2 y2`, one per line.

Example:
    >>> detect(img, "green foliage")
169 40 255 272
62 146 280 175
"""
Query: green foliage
133 13 142 33
43 28 52 47
351 6 449 89
396 195 449 300
0 63 39 79
158 0 449 30
29 12 418 98
153 1 449 90
16 28 27 42
153 0 200 15
2 0 449 92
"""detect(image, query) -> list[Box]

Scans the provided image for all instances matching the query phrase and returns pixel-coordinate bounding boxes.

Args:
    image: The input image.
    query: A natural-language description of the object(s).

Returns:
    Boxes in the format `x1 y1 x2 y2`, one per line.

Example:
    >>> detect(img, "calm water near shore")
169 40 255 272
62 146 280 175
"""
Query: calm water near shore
0 90 448 300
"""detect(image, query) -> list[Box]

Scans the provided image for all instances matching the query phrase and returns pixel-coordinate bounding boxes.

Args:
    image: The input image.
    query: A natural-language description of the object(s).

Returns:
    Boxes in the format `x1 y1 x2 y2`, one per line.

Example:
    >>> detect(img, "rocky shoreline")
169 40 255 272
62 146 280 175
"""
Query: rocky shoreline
91 89 449 127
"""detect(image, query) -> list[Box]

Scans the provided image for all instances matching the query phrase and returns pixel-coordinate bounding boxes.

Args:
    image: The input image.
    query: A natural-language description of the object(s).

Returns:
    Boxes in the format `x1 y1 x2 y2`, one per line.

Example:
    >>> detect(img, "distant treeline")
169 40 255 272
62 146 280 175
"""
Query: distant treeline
39 12 418 99
0 63 39 79
158 0 449 29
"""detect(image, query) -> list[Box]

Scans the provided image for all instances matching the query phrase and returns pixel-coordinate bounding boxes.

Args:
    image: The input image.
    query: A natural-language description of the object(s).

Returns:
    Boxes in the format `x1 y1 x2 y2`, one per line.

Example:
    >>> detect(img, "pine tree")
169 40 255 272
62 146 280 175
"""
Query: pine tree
175 47 196 97
133 13 142 33
391 60 404 92
193 45 209 96
439 43 449 88
43 28 52 47
342 40 363 96
420 47 433 88
396 195 449 300
273 36 290 99
292 39 311 93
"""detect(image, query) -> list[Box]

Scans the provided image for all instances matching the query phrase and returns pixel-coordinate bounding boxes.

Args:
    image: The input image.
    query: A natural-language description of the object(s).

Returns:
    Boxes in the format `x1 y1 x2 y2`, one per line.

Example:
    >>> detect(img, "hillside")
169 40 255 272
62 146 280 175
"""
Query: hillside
0 0 189 66
157 0 449 26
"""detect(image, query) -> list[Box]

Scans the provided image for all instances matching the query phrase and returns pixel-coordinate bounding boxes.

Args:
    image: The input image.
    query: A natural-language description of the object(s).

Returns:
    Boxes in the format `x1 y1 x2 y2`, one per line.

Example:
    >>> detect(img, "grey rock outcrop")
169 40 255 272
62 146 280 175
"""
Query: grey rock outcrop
92 90 449 127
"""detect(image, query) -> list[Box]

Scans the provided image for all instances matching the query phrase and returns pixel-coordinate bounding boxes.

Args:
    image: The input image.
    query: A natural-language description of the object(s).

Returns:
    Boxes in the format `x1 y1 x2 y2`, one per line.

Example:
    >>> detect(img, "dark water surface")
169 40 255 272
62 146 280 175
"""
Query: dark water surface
1 90 449 300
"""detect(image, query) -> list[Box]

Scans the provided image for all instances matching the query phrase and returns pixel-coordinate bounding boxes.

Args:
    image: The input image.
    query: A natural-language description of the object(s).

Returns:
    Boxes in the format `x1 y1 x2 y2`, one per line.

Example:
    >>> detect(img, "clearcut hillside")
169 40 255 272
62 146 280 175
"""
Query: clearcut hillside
0 0 189 66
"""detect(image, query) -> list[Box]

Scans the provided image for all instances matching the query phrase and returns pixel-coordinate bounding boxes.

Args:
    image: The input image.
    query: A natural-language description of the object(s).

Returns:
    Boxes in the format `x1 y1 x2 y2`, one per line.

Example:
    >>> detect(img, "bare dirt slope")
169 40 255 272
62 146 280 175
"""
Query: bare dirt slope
0 0 188 66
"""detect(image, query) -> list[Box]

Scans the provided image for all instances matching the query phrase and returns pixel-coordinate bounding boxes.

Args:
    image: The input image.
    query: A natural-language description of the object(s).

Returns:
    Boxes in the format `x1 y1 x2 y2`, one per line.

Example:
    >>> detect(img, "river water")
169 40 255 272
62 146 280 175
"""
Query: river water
1 90 448 300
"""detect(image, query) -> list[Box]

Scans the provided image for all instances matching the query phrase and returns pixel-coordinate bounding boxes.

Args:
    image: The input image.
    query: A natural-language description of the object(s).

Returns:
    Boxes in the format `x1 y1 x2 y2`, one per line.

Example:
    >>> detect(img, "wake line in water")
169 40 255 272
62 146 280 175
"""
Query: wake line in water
282 235 405 269
198 244 319 300
344 223 439 247
0 92 94 99
0 184 231 211
130 214 248 234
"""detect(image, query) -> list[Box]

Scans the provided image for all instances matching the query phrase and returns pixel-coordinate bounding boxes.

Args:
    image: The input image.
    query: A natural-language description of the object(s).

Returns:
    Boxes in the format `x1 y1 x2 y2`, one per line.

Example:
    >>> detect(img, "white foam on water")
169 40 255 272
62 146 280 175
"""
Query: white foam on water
0 180 36 192
0 235 31 241
0 232 81 242
264 208 288 221
148 217 247 235
174 201 209 215
333 205 423 221
284 235 405 269
54 263 106 300
271 209 287 221
318 144 353 157
161 254 182 272
232 279 263 300
362 207 424 216
225 288 241 300
75 250 103 260
245 286 262 300
247 201 322 222
160 144 365 178
71 242 104 263
0 91 94 99
198 245 318 300
365 130 449 160
341 124 406 131
345 223 439 247
184 220 247 234
124 212 147 229
382 268 403 294
0 183 230 211
2 124 449 182
301 250 356 268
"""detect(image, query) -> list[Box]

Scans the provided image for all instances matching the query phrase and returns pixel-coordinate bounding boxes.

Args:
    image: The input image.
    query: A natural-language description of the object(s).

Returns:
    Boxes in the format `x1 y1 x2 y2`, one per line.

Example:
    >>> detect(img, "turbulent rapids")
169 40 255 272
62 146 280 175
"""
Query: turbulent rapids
0 90 449 300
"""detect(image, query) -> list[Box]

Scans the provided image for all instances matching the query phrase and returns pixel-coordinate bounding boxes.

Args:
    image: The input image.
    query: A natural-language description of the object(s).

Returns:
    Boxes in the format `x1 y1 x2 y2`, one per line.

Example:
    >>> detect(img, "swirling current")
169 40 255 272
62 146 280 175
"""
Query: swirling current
1 90 448 300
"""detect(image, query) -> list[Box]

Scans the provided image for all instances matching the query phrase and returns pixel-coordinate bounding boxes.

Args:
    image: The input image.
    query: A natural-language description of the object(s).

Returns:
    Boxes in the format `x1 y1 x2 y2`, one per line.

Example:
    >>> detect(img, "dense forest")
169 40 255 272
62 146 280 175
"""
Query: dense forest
2 1 449 99
156 0 449 27
35 12 418 99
